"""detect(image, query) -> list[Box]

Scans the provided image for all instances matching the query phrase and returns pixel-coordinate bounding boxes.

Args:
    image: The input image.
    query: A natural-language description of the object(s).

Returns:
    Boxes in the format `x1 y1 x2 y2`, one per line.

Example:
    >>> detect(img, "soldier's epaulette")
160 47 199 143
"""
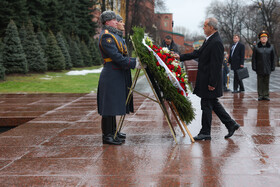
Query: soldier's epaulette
100 30 124 55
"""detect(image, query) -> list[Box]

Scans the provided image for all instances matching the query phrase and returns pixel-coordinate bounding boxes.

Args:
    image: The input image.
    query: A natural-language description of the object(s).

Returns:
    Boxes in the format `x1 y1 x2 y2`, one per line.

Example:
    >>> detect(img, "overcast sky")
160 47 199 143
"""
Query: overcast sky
163 0 222 35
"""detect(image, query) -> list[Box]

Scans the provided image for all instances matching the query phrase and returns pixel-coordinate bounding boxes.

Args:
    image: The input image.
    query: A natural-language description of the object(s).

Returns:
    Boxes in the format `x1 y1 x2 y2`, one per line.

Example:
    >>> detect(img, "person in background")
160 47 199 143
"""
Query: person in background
228 34 245 93
252 30 275 101
223 52 230 92
174 17 240 141
161 35 182 68
161 35 180 54
97 11 140 145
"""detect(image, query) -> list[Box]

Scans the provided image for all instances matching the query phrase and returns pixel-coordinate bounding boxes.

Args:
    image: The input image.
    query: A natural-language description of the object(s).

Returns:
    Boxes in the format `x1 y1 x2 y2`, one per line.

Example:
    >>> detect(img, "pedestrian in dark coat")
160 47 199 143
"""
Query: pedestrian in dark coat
161 35 184 69
228 34 245 93
252 30 275 101
161 35 180 54
97 11 140 145
174 18 240 140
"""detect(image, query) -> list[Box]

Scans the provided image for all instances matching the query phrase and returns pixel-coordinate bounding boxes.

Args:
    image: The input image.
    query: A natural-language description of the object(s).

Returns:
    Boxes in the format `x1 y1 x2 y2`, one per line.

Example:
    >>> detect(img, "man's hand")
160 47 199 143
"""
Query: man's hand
240 65 244 68
208 85 215 91
173 53 180 59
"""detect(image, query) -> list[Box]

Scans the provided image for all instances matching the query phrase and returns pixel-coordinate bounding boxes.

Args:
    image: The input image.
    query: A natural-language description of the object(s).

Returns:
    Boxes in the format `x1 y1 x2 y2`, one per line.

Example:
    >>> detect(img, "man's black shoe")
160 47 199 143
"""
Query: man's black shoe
103 134 123 145
193 134 211 141
240 89 245 92
225 123 240 139
258 97 263 101
117 132 126 139
224 88 231 92
263 97 270 101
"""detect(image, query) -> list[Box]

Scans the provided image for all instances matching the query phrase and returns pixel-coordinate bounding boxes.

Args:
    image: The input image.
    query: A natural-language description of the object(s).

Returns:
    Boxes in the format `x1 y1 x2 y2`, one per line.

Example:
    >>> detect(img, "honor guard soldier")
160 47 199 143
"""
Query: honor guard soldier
97 11 141 145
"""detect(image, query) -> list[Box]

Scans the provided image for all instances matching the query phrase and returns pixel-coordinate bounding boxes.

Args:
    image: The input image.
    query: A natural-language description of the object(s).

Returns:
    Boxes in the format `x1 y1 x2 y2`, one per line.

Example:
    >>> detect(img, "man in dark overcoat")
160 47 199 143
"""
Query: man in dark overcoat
174 18 240 140
97 11 139 145
228 34 245 93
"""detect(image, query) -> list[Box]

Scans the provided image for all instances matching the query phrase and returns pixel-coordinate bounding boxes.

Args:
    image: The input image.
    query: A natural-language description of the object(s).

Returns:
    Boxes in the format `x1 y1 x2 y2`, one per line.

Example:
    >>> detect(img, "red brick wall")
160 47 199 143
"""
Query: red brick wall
157 13 173 32
173 34 184 46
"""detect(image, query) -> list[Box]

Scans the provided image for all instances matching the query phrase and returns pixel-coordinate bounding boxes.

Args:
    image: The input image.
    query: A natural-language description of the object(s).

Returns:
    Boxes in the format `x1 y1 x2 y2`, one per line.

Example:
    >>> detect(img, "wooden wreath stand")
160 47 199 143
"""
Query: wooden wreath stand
114 42 194 144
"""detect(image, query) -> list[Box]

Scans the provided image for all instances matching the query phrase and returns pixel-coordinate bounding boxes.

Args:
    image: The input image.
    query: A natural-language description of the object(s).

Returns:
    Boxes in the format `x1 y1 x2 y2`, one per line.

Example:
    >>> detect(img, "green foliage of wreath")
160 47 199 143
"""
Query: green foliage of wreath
132 27 195 124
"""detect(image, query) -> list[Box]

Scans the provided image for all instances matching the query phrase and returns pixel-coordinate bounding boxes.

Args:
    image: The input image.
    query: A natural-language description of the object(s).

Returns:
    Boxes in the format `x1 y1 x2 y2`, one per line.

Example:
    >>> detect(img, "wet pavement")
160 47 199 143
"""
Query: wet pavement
0 63 280 186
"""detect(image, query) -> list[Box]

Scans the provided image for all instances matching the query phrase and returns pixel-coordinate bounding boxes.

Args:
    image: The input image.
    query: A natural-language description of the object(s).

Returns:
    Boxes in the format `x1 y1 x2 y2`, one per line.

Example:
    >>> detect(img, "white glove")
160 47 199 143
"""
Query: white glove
136 57 146 69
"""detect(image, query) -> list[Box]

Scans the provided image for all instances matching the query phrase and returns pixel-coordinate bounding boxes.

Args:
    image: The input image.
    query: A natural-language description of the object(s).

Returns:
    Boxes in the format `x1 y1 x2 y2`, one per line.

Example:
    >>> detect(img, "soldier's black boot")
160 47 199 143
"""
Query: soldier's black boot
102 116 123 145
112 116 126 140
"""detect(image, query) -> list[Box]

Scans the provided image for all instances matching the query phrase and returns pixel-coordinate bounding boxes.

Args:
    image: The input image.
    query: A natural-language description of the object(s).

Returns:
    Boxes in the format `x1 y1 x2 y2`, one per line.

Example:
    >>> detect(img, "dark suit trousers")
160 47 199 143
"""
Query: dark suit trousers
200 98 236 135
233 70 244 91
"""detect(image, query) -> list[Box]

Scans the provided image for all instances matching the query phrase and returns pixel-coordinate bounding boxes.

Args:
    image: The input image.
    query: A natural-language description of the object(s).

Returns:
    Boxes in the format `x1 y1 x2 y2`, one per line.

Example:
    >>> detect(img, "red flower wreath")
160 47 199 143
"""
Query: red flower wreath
145 37 188 96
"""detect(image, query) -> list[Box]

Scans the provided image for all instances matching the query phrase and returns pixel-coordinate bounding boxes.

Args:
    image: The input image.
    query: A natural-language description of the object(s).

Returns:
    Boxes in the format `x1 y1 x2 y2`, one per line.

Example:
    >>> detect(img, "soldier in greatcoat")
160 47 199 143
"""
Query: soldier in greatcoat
97 11 140 145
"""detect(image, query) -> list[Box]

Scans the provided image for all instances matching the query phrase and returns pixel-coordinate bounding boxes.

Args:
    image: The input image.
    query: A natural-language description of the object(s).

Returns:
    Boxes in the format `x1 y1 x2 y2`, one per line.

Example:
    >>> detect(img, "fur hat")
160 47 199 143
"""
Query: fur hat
258 30 269 39
116 15 123 22
100 11 116 25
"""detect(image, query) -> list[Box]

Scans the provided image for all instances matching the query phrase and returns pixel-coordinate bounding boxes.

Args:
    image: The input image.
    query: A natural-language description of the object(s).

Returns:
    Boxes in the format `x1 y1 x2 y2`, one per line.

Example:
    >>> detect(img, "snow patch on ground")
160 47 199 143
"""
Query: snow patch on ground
66 68 103 75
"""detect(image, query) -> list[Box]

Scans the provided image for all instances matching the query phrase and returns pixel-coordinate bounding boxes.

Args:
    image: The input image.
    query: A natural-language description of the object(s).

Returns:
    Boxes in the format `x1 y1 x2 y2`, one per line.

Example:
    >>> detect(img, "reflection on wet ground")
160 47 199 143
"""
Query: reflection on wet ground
0 63 280 186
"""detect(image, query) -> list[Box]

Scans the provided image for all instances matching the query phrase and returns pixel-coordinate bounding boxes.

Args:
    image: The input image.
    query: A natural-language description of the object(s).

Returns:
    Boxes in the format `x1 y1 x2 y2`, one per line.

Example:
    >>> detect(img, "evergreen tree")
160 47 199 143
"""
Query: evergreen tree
88 38 102 65
26 0 46 32
0 0 28 37
56 32 72 70
0 62 5 81
81 40 93 67
0 0 99 43
0 0 10 37
19 24 27 45
2 20 27 74
61 0 97 41
24 20 47 72
0 39 6 80
37 28 47 52
18 24 28 66
63 34 70 51
37 28 47 64
95 40 103 65
68 35 84 67
61 0 78 37
45 30 65 71
88 37 96 62
75 0 97 41
43 0 64 34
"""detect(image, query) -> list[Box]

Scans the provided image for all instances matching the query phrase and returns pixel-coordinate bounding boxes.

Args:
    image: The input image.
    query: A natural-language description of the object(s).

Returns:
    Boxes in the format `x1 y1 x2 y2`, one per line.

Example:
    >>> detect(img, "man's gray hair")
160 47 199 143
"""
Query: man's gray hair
206 17 218 30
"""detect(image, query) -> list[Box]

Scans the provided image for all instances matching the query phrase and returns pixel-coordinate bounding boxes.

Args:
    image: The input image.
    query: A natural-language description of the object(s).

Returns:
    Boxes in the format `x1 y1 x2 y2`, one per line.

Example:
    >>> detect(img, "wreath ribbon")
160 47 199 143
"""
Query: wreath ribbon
142 38 187 97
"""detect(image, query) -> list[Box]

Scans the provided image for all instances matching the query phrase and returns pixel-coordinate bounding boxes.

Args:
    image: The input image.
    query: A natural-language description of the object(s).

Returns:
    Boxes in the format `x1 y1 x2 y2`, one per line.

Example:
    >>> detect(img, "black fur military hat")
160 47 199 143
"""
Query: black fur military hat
100 11 116 24
258 30 269 39
116 15 123 22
